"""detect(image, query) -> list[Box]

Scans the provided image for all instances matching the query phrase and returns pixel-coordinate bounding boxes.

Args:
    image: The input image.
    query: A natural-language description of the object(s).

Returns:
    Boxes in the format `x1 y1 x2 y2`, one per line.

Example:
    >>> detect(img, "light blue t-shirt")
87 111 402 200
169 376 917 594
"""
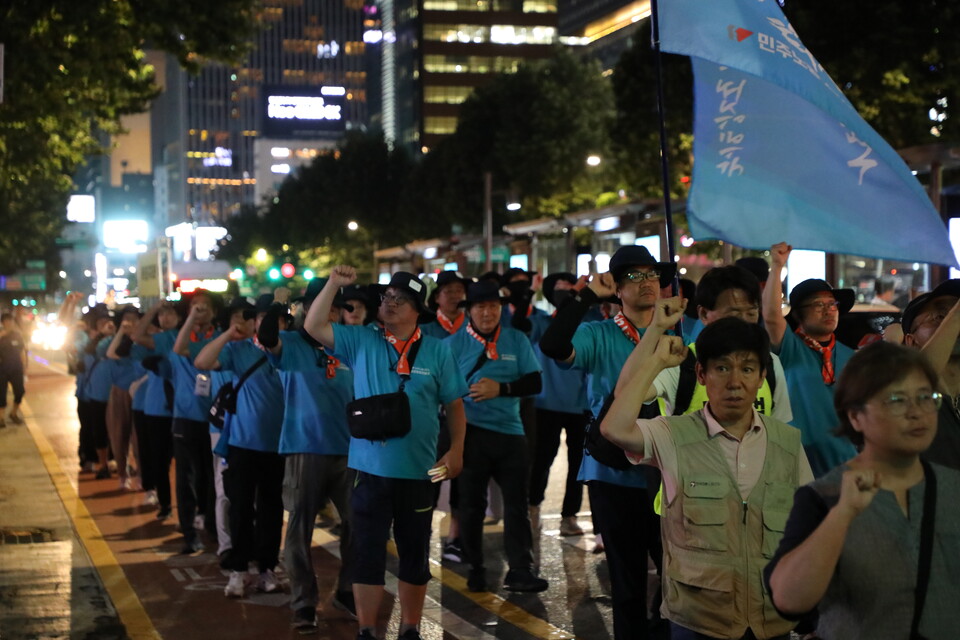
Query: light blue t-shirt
775 329 857 477
141 330 177 418
170 333 220 422
568 318 653 488
216 338 283 453
332 323 468 480
529 312 589 415
272 330 353 456
83 337 115 403
445 325 540 435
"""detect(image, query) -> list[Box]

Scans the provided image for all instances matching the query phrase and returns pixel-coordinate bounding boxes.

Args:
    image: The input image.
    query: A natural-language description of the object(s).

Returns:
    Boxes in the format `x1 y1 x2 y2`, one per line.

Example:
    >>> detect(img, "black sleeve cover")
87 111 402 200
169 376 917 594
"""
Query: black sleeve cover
538 287 599 361
256 305 282 348
510 292 535 334
499 371 542 397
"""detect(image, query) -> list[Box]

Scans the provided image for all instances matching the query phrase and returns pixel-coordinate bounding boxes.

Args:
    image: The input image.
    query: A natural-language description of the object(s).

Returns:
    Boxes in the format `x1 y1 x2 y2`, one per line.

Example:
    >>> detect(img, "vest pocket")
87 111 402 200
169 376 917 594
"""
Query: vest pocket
681 477 729 551
761 482 794 558
665 560 734 635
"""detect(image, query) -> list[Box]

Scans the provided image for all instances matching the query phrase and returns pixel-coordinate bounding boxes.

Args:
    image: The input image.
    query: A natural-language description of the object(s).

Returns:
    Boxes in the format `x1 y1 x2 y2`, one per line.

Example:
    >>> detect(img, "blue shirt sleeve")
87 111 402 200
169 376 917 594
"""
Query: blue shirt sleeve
436 341 469 405
331 323 361 368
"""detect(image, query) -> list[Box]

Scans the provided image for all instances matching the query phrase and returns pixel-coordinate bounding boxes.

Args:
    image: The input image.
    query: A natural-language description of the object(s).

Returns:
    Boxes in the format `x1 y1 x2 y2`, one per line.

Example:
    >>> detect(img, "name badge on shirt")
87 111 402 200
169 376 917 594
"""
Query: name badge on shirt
194 373 211 397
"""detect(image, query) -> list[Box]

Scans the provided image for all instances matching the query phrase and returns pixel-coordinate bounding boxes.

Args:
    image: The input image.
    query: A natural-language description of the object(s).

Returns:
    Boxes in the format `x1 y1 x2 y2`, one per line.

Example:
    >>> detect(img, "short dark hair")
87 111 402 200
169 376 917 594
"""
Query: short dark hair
695 266 760 311
695 316 770 372
833 341 939 448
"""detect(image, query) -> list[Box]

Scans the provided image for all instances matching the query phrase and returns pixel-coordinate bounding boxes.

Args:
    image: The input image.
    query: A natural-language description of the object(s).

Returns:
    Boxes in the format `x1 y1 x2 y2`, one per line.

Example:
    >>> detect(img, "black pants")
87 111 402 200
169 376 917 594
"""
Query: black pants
528 408 587 517
172 418 213 544
136 412 173 509
88 400 109 449
77 399 98 465
0 367 25 407
460 426 533 571
220 445 285 572
588 480 660 640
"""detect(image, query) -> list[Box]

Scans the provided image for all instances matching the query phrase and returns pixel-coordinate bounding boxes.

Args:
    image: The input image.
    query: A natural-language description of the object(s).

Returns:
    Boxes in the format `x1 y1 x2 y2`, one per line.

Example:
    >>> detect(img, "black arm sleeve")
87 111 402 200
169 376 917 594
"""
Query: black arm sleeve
499 371 542 397
510 291 535 334
538 287 599 361
256 304 283 348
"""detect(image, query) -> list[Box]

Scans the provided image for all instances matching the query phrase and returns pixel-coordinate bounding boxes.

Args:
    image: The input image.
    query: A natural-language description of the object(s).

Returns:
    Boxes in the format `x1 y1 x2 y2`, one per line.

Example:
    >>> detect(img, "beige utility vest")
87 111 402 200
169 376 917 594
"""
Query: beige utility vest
661 412 800 639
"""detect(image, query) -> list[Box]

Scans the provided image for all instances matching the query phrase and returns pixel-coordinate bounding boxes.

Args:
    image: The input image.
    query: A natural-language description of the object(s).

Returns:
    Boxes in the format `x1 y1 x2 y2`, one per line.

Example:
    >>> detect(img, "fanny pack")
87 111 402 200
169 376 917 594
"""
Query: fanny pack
209 356 267 429
347 336 423 441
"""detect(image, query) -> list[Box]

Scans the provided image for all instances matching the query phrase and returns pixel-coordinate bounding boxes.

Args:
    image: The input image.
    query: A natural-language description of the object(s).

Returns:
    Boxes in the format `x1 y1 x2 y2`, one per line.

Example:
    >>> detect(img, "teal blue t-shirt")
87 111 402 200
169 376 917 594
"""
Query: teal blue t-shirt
170 333 219 422
775 329 857 477
331 323 468 480
444 325 540 435
272 330 354 456
141 330 176 418
83 337 114 403
217 339 283 453
569 318 651 488
530 312 589 414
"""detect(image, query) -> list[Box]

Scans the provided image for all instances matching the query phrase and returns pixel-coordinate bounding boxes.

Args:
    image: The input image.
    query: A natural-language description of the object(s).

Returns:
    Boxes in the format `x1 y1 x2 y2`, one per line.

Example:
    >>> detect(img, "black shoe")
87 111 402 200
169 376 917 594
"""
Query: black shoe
156 506 172 520
292 606 317 630
180 538 205 554
442 538 464 563
332 589 357 619
397 629 423 640
95 467 111 479
467 567 487 593
357 629 377 640
503 568 548 593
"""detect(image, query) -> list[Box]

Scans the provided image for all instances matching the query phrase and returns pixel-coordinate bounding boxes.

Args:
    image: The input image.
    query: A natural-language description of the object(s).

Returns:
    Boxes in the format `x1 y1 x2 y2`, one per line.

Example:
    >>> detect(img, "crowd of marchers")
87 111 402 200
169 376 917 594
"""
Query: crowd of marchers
56 240 960 640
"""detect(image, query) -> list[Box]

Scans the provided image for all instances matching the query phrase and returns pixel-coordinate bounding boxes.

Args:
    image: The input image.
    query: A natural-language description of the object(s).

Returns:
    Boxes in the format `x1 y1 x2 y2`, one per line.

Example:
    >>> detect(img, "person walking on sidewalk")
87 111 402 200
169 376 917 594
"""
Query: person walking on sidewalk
0 312 28 427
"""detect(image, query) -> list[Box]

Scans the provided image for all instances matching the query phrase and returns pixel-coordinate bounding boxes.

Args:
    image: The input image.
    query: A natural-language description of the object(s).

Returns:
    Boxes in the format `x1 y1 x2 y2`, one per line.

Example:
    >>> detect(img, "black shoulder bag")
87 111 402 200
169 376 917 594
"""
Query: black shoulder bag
910 460 937 640
208 356 268 429
346 335 423 441
584 392 660 471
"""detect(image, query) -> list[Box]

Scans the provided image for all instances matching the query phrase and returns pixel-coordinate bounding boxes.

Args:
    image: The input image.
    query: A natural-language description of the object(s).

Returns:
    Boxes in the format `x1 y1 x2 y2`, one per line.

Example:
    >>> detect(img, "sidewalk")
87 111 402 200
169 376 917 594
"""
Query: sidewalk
0 412 127 639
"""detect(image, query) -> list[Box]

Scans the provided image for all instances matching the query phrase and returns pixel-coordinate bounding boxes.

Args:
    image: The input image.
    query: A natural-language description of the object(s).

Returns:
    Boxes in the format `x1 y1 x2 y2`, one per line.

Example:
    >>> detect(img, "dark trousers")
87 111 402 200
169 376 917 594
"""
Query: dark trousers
136 412 173 509
89 400 109 449
0 367 25 407
588 480 660 640
460 426 533 571
528 408 587 517
77 399 98 465
221 445 285 572
172 418 213 544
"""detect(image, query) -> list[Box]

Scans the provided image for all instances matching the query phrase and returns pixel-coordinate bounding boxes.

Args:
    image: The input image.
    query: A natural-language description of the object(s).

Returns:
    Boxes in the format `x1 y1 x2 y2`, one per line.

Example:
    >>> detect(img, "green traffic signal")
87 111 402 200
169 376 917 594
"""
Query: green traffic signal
268 267 281 280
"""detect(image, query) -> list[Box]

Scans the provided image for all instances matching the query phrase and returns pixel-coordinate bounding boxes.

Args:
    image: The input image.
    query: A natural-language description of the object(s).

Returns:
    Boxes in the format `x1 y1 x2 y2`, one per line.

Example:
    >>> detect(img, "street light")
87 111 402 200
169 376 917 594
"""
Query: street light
347 221 359 231
586 154 602 167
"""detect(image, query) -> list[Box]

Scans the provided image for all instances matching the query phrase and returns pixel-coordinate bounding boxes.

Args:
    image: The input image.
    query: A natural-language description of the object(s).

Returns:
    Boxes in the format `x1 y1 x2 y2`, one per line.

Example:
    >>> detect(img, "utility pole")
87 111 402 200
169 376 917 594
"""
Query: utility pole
483 171 493 273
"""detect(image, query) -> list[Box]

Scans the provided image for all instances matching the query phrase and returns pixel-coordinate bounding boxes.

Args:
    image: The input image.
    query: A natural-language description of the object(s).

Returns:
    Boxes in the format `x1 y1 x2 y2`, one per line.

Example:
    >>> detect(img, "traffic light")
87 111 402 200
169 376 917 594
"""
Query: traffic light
268 267 281 280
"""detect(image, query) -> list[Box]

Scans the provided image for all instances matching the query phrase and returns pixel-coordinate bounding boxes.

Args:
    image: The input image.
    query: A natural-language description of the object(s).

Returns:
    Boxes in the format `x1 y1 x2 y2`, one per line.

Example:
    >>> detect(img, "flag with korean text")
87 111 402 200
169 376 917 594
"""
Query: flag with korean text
658 0 957 267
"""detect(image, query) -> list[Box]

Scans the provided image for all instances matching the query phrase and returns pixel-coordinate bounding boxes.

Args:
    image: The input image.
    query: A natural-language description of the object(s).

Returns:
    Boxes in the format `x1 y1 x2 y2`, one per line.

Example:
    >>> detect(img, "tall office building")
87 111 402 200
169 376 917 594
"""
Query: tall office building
558 0 649 71
379 0 559 153
152 0 372 231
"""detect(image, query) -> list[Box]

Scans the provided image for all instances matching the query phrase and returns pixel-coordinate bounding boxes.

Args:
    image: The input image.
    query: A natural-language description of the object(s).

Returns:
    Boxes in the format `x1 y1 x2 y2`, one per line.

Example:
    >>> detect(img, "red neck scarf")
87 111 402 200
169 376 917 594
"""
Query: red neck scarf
466 322 500 360
384 327 421 375
613 311 641 345
436 310 465 335
795 327 837 384
191 325 215 342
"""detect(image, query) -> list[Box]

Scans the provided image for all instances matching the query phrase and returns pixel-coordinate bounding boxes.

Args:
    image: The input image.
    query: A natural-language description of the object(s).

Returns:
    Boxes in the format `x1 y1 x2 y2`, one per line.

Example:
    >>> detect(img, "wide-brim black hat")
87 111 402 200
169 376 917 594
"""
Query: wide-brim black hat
459 280 508 308
500 267 538 287
384 272 431 314
609 245 676 288
901 279 960 334
542 272 577 305
787 279 855 317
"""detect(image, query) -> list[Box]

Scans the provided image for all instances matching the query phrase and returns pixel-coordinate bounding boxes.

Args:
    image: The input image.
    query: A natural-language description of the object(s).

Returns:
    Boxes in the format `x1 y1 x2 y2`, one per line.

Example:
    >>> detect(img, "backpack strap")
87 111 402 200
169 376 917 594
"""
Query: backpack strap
673 350 699 416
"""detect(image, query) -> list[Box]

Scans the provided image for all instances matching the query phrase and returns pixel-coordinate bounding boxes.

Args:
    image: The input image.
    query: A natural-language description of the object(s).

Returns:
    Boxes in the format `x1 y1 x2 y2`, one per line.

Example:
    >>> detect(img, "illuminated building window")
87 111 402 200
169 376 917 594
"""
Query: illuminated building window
423 85 474 104
424 116 459 135
261 7 283 20
423 24 555 44
343 41 366 55
522 0 556 12
345 71 367 82
344 0 364 9
423 0 514 10
423 54 522 73
304 25 325 38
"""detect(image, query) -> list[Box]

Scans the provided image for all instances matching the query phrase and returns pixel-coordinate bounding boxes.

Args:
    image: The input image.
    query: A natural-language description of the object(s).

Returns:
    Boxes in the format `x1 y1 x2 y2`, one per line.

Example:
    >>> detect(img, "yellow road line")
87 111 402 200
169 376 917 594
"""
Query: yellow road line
313 526 576 640
23 399 161 640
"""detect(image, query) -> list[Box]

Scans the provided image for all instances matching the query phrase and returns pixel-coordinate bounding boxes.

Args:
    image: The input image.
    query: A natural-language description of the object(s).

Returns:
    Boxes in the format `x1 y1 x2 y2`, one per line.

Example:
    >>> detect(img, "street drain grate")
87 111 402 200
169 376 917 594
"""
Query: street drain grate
0 527 56 544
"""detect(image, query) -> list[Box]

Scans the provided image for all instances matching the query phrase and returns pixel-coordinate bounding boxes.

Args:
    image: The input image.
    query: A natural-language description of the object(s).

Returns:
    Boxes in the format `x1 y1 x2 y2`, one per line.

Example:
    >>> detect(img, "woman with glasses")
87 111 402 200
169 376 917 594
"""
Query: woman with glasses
764 341 960 639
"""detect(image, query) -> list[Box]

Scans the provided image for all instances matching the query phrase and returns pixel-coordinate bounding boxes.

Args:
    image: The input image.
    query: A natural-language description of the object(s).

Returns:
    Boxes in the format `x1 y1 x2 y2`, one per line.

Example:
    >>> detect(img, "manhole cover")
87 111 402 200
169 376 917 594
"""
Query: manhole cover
0 527 56 544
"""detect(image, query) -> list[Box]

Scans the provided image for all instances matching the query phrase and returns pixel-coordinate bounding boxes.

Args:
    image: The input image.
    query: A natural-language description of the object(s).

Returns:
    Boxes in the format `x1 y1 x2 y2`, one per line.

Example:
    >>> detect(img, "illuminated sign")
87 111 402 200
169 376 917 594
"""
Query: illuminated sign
316 41 340 59
202 147 233 168
179 278 229 293
262 86 347 137
67 194 96 223
103 220 149 254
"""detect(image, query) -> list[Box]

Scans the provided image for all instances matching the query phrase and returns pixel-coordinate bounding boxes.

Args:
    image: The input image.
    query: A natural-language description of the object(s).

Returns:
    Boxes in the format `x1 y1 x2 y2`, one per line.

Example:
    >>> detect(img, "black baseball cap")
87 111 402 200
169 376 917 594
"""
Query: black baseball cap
787 279 854 316
608 245 676 288
384 272 431 314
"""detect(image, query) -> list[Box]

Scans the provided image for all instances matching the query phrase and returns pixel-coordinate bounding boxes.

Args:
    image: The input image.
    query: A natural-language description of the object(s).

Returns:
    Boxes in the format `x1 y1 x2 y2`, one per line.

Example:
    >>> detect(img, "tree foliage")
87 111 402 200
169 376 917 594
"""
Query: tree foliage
0 0 261 272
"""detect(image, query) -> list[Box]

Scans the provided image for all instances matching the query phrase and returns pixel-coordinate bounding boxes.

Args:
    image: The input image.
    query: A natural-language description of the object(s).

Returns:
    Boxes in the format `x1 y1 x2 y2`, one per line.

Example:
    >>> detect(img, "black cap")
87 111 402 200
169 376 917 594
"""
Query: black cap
254 294 276 314
787 279 855 316
609 245 676 288
225 297 257 321
460 280 508 308
436 271 471 291
293 277 325 305
901 279 960 334
385 272 431 314
542 272 577 305
501 267 537 287
735 257 770 284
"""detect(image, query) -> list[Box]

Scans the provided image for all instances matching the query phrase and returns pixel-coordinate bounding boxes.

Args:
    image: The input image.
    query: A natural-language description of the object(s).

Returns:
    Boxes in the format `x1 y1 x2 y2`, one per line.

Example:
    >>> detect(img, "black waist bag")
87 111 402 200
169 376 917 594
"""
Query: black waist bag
584 392 660 470
346 336 422 441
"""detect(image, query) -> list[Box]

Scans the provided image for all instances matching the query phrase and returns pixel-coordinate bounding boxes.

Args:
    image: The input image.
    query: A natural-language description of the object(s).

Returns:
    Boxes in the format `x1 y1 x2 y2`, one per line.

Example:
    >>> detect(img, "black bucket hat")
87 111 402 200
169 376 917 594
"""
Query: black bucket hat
459 280 508 308
609 245 676 288
384 272 431 315
901 279 960 334
787 279 855 317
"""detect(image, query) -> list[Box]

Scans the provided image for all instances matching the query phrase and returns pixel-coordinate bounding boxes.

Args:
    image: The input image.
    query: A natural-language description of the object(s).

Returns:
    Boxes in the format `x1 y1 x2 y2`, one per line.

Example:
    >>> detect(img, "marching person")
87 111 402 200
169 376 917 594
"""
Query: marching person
304 267 467 640
445 280 545 593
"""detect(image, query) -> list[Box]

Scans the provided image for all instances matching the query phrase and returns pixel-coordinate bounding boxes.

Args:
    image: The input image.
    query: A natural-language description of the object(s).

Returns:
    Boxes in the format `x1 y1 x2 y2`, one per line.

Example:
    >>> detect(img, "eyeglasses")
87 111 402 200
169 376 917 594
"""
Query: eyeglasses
801 300 840 312
876 391 943 416
380 293 413 307
622 270 661 283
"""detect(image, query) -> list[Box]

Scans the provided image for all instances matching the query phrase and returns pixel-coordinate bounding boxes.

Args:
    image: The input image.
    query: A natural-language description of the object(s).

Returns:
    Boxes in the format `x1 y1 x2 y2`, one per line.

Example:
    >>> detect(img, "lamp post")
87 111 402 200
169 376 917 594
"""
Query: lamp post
484 171 493 273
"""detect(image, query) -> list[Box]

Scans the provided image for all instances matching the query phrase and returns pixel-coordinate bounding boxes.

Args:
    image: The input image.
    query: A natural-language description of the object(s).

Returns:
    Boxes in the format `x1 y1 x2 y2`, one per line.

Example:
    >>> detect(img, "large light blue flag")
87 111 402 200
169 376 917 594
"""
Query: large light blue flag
658 0 956 266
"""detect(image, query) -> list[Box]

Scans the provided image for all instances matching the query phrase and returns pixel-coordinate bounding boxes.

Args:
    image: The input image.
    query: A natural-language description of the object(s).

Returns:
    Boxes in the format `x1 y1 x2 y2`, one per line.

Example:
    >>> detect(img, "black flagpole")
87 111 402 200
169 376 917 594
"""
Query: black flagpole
650 0 681 300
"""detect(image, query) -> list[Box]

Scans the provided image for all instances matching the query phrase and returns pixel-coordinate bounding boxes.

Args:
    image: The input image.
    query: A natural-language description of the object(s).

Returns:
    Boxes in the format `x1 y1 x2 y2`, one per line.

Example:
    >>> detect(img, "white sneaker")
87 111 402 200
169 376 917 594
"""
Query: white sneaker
224 571 247 598
256 568 281 593
143 490 158 506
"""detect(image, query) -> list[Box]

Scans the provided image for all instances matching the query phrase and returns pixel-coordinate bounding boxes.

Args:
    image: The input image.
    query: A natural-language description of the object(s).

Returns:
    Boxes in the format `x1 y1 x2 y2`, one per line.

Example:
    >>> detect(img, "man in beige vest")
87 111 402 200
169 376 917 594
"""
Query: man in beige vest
602 300 813 640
